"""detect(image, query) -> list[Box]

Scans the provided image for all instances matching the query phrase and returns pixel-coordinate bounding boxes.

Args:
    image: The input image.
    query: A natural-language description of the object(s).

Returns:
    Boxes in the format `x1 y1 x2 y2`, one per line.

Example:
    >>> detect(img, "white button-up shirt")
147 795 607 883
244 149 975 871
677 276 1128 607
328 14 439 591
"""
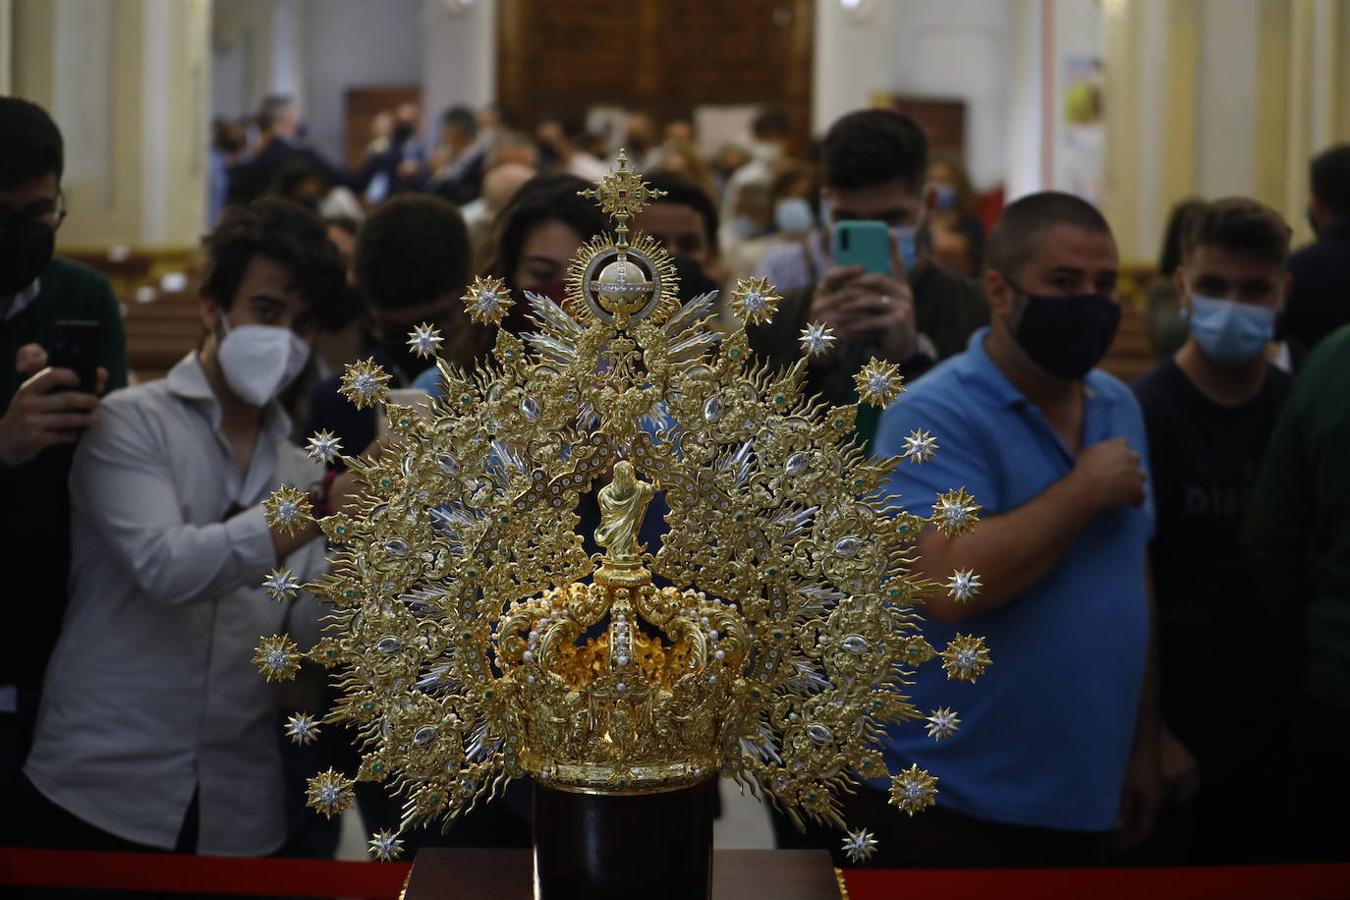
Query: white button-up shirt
26 353 326 855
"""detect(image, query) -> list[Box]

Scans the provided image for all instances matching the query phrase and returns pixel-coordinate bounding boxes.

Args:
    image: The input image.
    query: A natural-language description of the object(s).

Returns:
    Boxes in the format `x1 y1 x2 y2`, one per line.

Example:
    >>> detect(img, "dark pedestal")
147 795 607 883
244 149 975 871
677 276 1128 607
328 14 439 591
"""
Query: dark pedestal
402 848 842 899
531 779 714 900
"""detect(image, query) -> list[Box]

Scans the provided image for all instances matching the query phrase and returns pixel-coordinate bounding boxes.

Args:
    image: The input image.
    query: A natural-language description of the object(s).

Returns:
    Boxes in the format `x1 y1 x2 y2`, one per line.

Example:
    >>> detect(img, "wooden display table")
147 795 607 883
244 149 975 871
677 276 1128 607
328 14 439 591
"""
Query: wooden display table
402 848 843 899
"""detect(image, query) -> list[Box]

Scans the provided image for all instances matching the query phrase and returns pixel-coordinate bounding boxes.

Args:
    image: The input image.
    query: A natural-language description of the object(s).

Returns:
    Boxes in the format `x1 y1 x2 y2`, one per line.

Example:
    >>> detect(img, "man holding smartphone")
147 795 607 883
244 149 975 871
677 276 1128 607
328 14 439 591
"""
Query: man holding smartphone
0 97 126 842
749 109 988 445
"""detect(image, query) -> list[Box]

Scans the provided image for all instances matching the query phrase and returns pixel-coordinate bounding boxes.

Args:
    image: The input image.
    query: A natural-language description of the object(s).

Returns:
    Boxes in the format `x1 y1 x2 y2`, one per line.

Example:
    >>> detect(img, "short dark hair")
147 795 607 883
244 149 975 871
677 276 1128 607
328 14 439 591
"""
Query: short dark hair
484 172 608 294
256 95 293 133
1181 197 1291 267
1156 198 1205 276
642 170 720 255
987 191 1113 276
752 108 791 140
266 158 327 204
821 109 928 193
1311 143 1350 219
355 194 471 312
200 198 349 330
441 105 478 138
445 173 606 365
0 97 64 190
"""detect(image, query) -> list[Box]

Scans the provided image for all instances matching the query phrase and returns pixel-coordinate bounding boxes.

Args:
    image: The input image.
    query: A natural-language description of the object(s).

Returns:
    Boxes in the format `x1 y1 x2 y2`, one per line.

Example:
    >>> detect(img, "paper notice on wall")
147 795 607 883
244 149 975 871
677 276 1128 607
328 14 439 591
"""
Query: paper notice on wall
693 105 760 159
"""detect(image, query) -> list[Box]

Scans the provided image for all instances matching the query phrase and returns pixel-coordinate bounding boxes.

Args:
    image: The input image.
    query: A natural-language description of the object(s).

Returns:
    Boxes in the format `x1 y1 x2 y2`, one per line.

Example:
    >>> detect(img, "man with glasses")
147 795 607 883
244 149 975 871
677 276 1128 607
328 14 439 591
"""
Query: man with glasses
0 97 126 842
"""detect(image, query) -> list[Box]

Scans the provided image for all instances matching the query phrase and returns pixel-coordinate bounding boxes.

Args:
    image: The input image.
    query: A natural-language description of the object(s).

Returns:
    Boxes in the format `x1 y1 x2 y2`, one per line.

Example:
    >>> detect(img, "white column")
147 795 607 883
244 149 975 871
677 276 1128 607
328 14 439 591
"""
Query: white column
12 0 209 246
140 0 210 244
421 0 496 135
1006 0 1046 201
1196 0 1258 198
0 0 13 95
810 0 895 136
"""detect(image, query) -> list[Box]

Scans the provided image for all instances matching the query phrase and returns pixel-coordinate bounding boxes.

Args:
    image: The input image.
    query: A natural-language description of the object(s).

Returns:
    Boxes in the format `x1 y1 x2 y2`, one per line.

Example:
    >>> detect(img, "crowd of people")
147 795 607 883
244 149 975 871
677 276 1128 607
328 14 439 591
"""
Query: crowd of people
4 87 1350 884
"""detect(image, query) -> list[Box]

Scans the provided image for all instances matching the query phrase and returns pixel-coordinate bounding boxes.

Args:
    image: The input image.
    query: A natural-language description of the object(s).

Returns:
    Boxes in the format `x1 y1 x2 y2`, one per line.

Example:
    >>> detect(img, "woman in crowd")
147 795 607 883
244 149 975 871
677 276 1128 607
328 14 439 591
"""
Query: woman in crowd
925 154 986 277
416 172 607 381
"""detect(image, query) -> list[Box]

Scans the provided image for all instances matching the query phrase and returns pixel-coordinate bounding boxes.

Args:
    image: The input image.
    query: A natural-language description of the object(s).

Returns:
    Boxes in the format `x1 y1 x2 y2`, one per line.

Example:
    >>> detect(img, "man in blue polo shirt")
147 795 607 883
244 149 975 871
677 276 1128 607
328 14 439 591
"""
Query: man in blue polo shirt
867 192 1162 865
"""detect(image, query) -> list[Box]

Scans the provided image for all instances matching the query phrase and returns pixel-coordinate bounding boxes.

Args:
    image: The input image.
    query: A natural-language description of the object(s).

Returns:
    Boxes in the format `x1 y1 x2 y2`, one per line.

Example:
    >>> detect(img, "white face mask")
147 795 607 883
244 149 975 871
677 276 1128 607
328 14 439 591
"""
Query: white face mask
216 318 310 406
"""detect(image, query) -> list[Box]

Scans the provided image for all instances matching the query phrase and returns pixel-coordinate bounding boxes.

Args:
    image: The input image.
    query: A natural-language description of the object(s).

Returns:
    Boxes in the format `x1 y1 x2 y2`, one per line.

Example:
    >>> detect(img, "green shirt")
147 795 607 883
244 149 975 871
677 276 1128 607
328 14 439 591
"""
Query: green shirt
1250 325 1350 710
1 255 127 690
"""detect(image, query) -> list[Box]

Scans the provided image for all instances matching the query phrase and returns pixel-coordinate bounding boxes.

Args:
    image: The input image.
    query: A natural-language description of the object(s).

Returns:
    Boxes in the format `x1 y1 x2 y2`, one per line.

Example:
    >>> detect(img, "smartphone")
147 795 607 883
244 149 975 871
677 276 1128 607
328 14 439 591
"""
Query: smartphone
49 319 101 394
831 220 891 275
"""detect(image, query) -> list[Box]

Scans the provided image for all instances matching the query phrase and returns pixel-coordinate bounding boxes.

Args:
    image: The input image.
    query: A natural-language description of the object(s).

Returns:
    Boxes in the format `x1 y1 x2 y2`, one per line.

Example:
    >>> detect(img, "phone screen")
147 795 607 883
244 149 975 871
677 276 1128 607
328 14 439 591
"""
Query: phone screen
50 319 101 394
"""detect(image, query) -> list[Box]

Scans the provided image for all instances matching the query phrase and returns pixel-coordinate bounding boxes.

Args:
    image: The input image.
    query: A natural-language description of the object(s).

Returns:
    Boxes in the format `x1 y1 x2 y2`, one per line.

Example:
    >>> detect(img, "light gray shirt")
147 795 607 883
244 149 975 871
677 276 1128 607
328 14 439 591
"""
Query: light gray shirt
26 353 326 855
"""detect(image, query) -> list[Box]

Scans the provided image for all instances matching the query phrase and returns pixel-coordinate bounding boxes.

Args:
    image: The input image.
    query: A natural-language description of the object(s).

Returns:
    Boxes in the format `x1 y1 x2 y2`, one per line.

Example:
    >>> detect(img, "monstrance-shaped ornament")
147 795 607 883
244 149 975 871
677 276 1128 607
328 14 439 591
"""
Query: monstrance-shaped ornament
256 152 990 898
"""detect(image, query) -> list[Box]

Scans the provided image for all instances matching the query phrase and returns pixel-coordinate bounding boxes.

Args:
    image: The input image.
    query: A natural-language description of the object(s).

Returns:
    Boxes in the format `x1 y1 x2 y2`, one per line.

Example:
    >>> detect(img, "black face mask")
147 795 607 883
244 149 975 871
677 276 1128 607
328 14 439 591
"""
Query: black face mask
0 220 55 295
1005 277 1121 381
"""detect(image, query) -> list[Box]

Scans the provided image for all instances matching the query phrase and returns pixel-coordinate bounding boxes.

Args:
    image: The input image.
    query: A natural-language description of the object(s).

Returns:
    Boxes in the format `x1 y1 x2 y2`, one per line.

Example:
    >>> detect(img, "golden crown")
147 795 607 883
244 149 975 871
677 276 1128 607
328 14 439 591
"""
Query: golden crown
256 150 989 862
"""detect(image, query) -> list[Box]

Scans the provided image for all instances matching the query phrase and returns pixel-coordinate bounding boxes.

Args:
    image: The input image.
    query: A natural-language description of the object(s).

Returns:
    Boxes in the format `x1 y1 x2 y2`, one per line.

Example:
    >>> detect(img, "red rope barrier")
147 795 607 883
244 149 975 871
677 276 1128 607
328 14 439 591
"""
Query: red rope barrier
0 849 411 898
3 848 1349 898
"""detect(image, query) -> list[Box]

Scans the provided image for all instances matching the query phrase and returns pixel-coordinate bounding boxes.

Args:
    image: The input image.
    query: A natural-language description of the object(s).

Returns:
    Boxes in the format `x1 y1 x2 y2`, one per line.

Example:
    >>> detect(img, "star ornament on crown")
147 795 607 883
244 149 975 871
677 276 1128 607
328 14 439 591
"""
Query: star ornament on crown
256 152 990 859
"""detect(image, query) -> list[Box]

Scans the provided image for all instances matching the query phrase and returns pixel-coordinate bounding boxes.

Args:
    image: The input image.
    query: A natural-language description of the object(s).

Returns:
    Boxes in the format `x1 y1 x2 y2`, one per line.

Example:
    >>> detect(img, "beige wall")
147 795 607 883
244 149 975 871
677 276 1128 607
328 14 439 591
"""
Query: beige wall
9 0 209 248
1106 0 1350 262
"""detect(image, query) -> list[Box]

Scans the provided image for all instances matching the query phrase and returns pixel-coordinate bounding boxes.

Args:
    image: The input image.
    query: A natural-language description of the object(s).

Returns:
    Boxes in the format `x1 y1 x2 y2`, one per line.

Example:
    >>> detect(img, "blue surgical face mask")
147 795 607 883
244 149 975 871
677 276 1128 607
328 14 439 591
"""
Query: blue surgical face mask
774 197 814 236
728 216 759 240
933 183 958 212
1185 294 1276 366
890 225 919 273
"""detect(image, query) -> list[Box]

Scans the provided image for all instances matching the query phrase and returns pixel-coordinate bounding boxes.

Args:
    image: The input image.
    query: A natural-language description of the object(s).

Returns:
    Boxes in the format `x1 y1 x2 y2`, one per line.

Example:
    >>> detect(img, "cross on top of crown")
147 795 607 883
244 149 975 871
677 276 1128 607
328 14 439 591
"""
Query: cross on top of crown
580 149 666 248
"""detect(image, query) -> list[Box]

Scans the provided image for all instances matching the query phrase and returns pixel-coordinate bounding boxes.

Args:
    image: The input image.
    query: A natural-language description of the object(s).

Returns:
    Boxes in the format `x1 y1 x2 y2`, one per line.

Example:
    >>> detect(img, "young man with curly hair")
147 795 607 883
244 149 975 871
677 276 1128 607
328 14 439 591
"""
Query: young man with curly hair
22 199 356 859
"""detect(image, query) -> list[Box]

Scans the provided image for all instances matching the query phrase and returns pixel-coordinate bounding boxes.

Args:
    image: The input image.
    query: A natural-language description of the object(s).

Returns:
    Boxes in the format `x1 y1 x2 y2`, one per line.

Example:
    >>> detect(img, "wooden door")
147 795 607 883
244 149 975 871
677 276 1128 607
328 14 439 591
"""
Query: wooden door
497 0 814 152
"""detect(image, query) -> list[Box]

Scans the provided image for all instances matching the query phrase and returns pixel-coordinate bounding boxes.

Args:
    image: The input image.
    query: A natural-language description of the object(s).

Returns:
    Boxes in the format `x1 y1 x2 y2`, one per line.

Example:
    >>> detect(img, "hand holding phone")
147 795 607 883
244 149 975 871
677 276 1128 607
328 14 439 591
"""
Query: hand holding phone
0 367 101 466
810 224 918 360
49 319 101 394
